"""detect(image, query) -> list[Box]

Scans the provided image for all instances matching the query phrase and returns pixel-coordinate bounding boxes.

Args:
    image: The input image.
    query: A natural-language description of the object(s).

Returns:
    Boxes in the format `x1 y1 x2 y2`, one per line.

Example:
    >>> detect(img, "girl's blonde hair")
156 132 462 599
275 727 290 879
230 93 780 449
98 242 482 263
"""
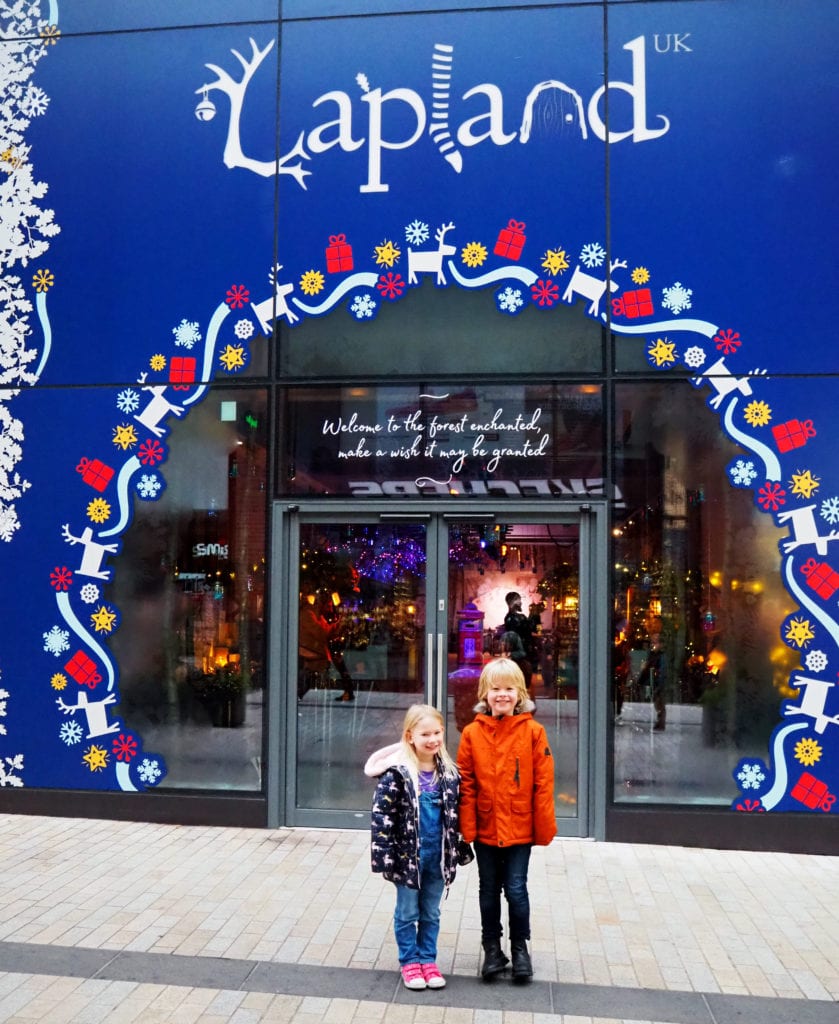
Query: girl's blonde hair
477 657 529 709
400 703 457 774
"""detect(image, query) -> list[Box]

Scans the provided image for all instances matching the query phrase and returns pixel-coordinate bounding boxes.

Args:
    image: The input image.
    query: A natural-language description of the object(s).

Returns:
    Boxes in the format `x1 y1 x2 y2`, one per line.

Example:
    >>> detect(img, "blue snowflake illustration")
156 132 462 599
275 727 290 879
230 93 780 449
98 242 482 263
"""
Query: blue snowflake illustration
579 242 605 268
496 286 524 315
136 473 164 500
729 459 758 487
43 626 70 656
59 720 83 745
350 293 377 320
137 758 162 785
116 388 140 413
820 496 839 524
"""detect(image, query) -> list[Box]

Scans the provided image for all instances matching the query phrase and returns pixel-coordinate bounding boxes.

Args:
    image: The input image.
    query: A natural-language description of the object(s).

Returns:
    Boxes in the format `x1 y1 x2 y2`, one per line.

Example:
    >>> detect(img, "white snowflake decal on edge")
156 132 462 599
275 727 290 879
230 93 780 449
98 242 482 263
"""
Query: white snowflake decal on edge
138 758 162 784
804 649 828 673
350 294 376 319
736 763 766 790
497 286 524 314
729 459 758 486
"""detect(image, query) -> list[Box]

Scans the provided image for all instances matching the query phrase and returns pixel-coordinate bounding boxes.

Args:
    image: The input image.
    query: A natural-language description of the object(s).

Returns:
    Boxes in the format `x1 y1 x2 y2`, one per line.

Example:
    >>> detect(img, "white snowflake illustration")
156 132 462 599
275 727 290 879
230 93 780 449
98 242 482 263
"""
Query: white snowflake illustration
0 754 24 788
234 318 254 340
661 282 693 315
0 503 21 542
736 763 766 790
172 318 202 348
729 459 758 486
19 84 49 118
683 346 706 369
43 625 70 656
138 758 162 784
0 686 8 737
350 293 376 319
820 496 839 524
805 649 828 673
405 220 430 246
579 242 606 268
79 583 100 604
116 388 140 413
136 473 162 499
59 720 83 746
497 286 524 313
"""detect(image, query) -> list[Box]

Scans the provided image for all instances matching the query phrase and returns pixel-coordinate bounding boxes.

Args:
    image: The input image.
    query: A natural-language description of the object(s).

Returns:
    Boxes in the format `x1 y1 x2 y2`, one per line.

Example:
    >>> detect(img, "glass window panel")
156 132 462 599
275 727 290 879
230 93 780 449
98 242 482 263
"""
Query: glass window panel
110 388 268 790
279 279 604 378
612 382 793 805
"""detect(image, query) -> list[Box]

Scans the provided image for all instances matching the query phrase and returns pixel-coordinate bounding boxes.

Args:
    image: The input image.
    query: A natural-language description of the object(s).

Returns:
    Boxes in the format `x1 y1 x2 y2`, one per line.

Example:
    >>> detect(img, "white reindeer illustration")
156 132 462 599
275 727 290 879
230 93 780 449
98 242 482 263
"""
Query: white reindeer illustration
407 222 456 286
562 258 627 318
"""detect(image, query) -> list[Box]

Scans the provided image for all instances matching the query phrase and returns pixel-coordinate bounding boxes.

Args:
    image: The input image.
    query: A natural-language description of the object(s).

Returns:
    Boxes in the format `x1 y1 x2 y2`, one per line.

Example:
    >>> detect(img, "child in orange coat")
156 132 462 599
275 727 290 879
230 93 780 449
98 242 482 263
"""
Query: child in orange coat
457 657 556 982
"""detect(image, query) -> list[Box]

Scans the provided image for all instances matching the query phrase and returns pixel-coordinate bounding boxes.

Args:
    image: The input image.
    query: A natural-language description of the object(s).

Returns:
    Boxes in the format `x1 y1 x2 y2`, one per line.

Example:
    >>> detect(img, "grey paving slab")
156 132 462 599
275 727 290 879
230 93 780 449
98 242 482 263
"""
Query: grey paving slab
246 960 398 1002
0 941 117 978
707 992 839 1024
96 948 257 991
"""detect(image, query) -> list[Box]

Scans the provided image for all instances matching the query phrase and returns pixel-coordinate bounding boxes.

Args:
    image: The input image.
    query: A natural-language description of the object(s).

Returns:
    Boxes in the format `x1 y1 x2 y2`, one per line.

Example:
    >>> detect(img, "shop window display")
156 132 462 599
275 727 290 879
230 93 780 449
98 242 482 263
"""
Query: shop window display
612 382 794 805
109 390 268 791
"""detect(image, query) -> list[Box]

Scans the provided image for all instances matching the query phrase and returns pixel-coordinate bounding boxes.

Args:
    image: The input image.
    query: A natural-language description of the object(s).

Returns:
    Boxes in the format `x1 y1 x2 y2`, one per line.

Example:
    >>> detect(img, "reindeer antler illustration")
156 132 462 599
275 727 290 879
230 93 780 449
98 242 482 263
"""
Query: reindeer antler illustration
198 38 311 188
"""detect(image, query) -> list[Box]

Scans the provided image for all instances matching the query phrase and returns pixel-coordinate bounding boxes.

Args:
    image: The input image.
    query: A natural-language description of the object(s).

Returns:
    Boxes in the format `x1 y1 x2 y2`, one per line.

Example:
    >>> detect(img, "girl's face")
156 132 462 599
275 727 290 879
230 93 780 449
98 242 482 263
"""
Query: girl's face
486 683 519 717
407 715 445 760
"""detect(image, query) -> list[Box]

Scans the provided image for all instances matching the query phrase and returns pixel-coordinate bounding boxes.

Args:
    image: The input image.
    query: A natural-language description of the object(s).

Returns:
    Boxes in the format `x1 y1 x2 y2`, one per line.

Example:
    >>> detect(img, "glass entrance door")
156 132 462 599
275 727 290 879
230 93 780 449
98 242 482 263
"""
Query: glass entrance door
281 505 601 835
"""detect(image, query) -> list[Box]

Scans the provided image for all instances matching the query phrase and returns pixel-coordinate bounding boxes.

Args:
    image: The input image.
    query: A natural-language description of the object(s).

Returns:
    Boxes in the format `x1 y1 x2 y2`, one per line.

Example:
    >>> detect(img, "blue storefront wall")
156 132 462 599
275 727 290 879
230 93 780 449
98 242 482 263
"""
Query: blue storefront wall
0 0 838 839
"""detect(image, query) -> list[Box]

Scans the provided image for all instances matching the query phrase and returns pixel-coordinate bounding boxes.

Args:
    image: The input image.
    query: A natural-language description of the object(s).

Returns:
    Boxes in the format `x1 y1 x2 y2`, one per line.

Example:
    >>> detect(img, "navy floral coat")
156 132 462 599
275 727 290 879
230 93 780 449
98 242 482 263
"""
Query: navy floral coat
367 744 464 890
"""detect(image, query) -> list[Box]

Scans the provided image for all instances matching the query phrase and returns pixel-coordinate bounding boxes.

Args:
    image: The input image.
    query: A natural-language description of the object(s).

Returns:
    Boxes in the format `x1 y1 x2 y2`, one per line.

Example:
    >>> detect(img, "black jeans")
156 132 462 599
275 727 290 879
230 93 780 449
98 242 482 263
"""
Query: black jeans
474 841 532 943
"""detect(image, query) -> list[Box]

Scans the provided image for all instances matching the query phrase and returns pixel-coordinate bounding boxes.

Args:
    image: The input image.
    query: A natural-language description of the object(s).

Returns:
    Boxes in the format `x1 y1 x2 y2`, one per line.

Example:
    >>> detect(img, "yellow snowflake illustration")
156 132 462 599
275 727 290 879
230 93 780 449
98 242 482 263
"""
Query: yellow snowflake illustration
541 248 569 275
90 605 117 634
112 423 138 450
784 617 815 648
461 241 487 268
219 344 246 372
744 400 771 427
632 267 650 285
794 737 822 767
299 269 325 296
374 239 401 268
790 469 820 499
647 337 677 367
86 497 111 524
40 24 61 45
32 269 54 292
50 673 67 691
82 745 109 772
150 354 166 371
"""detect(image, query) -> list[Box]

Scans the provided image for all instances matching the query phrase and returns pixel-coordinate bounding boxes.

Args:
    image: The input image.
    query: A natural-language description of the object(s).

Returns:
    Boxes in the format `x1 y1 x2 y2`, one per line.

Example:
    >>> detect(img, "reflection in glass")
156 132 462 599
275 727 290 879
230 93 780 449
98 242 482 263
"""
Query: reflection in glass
295 522 427 809
445 521 580 819
612 382 793 805
110 390 267 790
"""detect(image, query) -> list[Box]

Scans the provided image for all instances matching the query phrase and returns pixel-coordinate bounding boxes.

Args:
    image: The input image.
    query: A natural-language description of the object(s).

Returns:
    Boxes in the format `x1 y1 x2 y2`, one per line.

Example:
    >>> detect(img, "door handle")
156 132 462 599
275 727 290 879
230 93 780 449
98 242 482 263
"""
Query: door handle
426 632 434 701
436 633 445 712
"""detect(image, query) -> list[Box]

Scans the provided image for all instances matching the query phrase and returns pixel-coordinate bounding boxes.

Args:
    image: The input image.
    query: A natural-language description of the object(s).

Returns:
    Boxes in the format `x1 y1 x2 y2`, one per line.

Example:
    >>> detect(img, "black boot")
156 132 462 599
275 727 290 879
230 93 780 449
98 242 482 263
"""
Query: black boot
480 940 509 980
510 939 533 982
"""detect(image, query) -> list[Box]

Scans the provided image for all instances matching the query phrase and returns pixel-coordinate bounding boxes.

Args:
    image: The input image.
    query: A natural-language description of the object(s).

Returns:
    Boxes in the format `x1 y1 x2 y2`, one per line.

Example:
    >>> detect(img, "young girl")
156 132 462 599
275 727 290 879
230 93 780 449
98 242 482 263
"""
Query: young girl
457 658 556 983
365 704 469 991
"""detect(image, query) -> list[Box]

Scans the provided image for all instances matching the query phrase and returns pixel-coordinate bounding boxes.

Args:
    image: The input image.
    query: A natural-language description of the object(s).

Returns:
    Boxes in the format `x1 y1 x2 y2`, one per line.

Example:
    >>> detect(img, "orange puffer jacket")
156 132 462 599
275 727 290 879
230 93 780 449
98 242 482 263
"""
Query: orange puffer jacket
457 705 557 848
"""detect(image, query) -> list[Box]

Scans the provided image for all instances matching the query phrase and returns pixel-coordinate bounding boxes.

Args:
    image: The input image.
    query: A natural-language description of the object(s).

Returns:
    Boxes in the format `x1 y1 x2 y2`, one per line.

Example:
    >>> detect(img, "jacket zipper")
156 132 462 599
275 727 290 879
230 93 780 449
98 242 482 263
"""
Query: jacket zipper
515 757 520 787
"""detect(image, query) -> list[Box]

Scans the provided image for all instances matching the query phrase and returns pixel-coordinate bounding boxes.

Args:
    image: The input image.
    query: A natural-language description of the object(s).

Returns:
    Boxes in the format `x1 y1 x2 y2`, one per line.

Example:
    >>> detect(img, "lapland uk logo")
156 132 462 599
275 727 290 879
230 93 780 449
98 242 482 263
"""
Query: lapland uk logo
195 35 674 193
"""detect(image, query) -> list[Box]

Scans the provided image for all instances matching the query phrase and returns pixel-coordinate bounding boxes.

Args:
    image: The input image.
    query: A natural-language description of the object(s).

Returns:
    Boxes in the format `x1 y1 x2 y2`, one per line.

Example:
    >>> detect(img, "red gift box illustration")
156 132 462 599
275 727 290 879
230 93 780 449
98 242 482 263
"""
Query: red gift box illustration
170 356 196 385
612 288 654 319
493 219 526 260
790 771 832 811
801 558 839 599
76 457 114 492
325 234 353 273
772 418 816 453
65 650 102 689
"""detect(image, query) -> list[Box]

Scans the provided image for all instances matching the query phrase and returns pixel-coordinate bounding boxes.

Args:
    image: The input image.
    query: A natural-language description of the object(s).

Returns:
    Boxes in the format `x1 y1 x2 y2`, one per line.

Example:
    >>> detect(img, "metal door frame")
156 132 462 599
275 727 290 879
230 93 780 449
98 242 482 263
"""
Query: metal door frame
267 499 608 838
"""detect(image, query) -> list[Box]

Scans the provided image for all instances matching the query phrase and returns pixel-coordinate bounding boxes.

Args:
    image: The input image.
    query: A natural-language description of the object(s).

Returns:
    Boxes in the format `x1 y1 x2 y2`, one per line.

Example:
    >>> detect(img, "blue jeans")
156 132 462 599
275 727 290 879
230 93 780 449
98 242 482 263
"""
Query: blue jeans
474 841 532 943
393 793 444 965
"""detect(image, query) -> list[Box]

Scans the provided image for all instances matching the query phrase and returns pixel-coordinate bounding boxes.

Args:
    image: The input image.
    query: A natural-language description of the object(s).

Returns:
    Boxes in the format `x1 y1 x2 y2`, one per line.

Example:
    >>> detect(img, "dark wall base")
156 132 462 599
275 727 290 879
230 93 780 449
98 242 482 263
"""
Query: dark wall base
607 806 839 855
0 788 267 829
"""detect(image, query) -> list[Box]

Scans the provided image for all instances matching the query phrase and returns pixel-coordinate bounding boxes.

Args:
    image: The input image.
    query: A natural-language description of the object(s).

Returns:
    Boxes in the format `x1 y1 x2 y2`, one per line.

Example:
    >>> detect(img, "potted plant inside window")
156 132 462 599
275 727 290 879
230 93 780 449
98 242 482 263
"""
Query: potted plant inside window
192 663 247 727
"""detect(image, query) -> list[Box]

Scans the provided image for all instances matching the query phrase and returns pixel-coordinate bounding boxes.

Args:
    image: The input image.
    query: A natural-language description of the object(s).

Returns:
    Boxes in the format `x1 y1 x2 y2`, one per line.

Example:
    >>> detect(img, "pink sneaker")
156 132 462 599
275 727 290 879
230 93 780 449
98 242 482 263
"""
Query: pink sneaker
401 962 426 990
421 963 446 989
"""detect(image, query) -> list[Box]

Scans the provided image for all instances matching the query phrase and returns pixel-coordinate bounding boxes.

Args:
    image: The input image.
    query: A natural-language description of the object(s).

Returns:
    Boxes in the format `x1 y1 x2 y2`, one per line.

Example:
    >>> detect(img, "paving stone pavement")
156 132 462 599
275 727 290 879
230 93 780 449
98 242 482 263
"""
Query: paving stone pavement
0 814 836 1023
